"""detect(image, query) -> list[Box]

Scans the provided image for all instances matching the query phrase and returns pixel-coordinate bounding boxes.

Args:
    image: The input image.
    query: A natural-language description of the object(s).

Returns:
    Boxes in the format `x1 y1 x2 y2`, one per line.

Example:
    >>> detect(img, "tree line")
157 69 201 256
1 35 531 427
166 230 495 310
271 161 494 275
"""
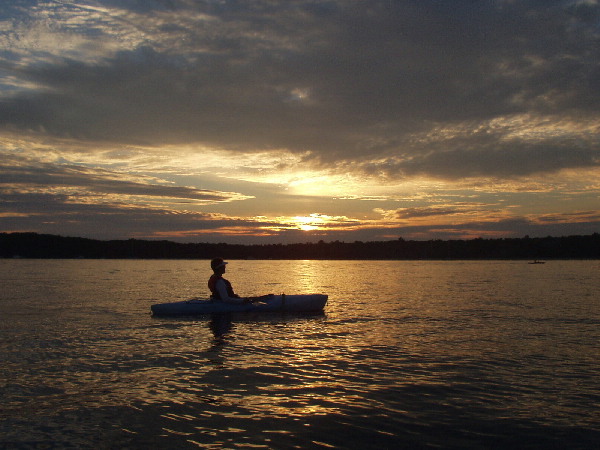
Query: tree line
1 232 599 259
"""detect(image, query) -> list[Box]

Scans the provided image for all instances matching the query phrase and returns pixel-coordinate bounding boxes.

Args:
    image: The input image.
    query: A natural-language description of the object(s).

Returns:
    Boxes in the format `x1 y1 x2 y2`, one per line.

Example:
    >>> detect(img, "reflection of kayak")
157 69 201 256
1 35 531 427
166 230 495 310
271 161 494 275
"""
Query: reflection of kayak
151 294 328 316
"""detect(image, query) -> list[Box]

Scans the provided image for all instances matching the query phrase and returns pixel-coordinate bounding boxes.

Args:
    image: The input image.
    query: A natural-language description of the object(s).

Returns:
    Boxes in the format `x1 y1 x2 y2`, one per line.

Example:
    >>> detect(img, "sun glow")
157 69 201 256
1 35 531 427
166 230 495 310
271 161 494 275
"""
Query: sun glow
293 215 324 231
252 213 361 234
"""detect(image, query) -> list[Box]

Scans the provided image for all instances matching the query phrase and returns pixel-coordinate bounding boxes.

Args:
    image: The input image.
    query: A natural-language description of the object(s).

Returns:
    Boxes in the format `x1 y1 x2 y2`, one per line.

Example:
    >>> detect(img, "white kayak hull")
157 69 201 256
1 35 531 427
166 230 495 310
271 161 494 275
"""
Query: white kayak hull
151 294 328 316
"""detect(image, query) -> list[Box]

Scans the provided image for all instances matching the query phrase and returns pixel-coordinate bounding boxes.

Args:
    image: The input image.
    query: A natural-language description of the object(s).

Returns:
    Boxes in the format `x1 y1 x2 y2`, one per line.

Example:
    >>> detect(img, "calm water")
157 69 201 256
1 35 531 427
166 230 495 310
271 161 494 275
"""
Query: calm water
1 259 599 449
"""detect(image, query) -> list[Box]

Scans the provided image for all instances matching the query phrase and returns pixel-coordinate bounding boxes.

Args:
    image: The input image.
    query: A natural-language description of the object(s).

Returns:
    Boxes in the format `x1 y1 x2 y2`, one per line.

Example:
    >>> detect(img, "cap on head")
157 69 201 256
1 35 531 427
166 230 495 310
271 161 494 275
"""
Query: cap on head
211 257 228 271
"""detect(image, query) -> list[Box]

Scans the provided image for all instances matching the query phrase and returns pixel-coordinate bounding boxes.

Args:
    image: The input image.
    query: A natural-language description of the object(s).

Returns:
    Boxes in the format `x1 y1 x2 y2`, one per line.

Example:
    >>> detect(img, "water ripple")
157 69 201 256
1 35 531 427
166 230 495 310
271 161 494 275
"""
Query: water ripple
1 260 600 448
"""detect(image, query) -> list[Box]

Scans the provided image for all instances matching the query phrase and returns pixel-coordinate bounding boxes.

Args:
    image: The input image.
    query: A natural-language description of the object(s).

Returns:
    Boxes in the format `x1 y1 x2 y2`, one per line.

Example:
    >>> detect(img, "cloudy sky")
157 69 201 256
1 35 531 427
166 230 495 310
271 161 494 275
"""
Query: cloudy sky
1 0 599 243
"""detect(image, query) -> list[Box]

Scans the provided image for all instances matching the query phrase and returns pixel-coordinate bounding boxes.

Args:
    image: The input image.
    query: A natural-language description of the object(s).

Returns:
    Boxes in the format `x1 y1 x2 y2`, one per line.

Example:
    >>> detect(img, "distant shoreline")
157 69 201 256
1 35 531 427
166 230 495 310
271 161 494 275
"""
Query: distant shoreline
2 232 599 260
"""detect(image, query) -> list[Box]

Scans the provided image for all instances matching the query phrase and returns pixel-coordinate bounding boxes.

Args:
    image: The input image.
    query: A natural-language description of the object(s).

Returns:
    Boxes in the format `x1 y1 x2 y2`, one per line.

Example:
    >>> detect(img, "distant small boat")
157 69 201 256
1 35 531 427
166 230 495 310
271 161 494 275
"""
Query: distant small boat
528 260 546 264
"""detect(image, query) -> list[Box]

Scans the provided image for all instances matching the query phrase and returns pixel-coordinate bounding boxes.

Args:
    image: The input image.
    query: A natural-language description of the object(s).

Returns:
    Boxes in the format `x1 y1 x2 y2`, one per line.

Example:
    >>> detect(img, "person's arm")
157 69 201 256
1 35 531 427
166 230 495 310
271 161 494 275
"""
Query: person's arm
215 279 246 304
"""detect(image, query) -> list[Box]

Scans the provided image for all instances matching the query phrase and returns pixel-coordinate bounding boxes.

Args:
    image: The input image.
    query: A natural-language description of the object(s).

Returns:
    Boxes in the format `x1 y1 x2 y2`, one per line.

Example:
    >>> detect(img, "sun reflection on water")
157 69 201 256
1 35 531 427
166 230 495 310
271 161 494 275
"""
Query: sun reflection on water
2 260 600 448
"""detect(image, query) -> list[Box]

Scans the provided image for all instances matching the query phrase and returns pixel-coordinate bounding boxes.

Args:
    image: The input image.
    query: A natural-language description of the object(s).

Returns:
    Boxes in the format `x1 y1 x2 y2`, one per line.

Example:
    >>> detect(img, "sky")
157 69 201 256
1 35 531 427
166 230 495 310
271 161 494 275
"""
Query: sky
1 0 599 244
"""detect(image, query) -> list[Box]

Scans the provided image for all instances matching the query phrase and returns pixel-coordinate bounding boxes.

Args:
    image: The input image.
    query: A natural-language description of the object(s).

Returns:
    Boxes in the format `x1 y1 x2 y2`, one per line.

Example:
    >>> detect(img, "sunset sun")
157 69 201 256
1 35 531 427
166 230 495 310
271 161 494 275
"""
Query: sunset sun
1 0 598 243
1 2 599 448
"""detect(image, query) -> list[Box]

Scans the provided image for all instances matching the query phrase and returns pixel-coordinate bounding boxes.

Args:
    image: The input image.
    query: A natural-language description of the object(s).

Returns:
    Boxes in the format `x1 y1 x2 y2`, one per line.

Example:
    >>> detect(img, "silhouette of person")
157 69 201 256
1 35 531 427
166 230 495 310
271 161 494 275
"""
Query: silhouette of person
208 258 250 304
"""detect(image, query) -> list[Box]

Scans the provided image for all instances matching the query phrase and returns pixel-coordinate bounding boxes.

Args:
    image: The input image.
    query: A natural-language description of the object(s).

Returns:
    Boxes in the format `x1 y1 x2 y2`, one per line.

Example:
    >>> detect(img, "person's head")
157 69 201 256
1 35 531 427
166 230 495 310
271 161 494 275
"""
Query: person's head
210 257 228 274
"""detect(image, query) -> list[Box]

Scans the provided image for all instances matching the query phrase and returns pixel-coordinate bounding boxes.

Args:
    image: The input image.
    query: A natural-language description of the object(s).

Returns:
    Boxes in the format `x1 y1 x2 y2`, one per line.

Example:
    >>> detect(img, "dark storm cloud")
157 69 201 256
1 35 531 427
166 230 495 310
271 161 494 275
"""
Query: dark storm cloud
0 189 274 240
392 205 483 220
1 0 599 179
355 124 600 179
0 155 249 202
335 215 600 243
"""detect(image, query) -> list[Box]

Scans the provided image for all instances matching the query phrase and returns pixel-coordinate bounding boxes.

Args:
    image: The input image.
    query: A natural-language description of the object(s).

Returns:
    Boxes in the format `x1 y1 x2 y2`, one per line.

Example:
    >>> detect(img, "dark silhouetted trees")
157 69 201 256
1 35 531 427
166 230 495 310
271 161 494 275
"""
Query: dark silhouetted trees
1 232 599 260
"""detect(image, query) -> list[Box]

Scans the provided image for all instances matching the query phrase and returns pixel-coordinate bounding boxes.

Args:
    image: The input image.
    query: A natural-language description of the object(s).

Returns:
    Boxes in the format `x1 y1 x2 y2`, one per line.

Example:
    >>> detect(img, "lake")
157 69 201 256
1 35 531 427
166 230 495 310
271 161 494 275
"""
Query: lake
1 259 599 448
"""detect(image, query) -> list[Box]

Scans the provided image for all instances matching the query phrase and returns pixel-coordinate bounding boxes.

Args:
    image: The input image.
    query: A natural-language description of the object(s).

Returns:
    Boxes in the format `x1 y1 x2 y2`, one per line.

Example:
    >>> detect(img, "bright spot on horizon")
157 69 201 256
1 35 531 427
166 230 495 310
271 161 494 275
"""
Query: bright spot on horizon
1 1 599 243
293 215 325 231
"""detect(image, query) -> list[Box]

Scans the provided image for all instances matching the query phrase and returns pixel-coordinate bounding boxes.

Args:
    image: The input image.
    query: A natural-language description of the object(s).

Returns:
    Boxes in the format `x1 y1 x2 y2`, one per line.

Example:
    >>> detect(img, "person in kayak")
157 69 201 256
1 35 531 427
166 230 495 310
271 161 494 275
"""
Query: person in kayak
208 258 250 304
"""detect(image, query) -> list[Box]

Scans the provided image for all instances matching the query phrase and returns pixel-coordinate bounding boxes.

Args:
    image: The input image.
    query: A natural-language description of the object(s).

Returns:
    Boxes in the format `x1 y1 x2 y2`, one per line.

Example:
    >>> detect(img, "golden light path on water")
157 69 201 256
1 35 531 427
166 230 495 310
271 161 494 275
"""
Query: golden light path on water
1 260 599 447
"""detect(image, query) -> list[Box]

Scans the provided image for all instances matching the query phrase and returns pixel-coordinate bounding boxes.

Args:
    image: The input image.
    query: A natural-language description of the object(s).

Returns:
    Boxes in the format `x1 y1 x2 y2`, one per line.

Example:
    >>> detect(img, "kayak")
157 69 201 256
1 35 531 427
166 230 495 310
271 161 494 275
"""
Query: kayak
151 293 328 316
